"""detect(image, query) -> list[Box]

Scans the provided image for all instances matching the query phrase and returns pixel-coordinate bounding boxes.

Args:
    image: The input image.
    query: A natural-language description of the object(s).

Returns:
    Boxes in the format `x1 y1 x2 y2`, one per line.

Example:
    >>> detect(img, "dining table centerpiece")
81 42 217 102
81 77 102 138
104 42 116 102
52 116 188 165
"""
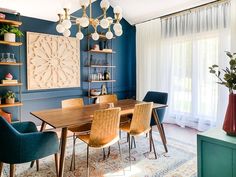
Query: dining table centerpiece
209 51 236 136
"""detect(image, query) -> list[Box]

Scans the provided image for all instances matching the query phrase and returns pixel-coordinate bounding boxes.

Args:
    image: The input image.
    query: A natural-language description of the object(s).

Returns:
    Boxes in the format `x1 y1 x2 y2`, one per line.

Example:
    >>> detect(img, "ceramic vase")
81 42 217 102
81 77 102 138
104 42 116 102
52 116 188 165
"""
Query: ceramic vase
4 33 16 42
223 93 236 136
5 98 15 104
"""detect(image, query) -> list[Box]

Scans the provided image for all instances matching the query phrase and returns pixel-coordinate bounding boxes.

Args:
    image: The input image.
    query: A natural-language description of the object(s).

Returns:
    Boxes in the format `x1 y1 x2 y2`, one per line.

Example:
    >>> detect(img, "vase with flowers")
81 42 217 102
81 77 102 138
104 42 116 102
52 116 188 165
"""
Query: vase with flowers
209 51 236 136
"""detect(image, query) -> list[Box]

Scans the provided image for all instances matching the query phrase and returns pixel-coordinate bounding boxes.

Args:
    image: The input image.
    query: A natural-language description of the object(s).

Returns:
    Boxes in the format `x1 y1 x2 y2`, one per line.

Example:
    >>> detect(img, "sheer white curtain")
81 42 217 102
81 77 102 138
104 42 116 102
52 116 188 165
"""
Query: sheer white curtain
136 1 230 131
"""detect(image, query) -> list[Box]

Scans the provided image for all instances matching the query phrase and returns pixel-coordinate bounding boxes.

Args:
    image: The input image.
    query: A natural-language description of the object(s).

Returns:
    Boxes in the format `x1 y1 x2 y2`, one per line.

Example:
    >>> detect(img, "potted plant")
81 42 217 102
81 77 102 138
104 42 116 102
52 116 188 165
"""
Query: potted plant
209 51 236 136
0 25 23 42
4 91 16 104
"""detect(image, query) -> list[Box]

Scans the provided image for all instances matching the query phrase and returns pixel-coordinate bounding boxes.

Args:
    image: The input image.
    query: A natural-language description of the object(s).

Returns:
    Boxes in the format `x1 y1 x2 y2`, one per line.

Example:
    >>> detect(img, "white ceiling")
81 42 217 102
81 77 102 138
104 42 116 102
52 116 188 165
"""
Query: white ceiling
0 0 215 25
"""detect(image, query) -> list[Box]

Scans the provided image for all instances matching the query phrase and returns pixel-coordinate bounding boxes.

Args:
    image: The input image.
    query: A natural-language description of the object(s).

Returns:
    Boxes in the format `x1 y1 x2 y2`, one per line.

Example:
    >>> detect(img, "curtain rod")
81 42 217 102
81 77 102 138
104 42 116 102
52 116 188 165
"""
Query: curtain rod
135 0 228 25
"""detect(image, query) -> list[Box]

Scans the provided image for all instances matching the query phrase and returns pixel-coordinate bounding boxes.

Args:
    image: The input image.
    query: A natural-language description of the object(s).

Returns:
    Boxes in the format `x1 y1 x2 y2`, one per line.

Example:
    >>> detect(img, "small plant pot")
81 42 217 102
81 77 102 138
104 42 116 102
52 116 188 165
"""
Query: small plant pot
5 98 15 104
4 33 16 42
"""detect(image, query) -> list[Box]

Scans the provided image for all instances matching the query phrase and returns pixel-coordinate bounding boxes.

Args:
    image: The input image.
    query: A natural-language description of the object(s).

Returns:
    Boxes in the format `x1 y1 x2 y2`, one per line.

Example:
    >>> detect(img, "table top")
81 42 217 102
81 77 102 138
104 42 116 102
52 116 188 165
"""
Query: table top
31 99 167 129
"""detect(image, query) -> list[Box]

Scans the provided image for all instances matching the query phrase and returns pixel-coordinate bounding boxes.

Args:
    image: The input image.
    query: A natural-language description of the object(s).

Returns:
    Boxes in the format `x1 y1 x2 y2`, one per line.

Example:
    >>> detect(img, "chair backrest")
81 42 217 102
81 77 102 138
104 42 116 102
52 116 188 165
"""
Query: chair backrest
143 91 168 125
130 102 153 135
0 116 20 163
61 98 84 108
96 94 118 104
89 107 121 147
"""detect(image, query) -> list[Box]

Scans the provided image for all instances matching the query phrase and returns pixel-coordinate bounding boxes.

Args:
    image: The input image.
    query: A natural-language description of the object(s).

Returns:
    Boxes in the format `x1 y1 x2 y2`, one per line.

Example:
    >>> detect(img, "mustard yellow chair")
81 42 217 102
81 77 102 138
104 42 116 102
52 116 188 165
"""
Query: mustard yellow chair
120 102 157 160
95 94 118 104
61 98 91 171
78 107 121 177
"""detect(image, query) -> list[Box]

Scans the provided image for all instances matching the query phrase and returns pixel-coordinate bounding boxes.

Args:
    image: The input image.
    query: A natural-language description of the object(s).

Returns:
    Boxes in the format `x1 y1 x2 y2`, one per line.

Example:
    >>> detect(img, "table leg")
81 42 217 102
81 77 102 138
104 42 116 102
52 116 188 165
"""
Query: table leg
59 127 68 177
152 109 168 153
30 121 46 168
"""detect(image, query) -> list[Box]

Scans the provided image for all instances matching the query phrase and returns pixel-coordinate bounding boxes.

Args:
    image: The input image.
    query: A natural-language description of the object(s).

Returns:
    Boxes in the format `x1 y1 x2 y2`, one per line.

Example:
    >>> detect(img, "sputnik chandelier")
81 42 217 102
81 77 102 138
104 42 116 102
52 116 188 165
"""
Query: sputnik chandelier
56 0 123 40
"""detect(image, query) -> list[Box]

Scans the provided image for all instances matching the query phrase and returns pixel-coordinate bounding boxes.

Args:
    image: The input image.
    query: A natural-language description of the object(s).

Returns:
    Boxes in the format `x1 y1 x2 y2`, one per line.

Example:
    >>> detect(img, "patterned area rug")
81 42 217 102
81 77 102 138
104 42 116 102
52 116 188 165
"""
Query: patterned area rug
2 132 197 177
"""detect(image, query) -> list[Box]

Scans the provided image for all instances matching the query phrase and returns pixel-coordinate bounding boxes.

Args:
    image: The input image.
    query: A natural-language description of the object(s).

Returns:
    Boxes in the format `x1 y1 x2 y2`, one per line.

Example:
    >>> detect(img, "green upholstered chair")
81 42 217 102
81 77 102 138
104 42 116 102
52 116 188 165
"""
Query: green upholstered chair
143 91 168 151
0 116 59 177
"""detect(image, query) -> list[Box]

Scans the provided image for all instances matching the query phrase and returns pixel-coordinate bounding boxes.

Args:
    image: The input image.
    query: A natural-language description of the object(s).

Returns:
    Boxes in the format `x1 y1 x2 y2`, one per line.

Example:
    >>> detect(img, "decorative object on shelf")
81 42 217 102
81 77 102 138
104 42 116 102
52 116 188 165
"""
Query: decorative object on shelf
2 73 18 84
90 89 101 96
27 32 80 90
0 24 23 42
93 44 100 51
104 69 110 80
0 13 6 19
4 91 16 104
5 73 13 80
209 51 236 136
0 97 1 104
0 109 12 123
0 53 16 63
101 84 107 95
55 0 123 40
97 72 103 80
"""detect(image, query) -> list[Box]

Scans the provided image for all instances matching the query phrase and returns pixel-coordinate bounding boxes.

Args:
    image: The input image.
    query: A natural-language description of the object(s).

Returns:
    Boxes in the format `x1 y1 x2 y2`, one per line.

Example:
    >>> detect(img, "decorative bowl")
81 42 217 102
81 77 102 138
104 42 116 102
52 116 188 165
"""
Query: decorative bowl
90 90 101 96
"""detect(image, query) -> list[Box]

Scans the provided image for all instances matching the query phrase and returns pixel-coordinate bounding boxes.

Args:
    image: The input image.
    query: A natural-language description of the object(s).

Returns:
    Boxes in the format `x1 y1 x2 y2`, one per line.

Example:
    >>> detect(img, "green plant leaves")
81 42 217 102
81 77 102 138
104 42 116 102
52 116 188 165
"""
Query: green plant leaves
209 51 236 92
0 24 23 37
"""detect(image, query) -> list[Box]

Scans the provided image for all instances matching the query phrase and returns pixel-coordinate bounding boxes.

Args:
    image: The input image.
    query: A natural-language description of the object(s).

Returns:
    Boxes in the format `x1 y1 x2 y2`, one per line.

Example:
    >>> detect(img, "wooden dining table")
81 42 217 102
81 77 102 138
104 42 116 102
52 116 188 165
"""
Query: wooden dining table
31 99 168 177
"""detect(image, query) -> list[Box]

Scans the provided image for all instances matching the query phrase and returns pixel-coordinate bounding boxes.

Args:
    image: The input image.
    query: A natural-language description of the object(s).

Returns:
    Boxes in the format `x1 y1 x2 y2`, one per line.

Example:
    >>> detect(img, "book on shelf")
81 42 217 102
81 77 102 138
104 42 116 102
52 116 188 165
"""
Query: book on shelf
2 80 18 84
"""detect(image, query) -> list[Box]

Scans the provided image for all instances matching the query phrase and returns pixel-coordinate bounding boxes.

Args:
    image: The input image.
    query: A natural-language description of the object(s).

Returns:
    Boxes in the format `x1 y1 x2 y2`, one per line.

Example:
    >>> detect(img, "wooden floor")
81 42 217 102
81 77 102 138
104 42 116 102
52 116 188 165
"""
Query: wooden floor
154 123 199 146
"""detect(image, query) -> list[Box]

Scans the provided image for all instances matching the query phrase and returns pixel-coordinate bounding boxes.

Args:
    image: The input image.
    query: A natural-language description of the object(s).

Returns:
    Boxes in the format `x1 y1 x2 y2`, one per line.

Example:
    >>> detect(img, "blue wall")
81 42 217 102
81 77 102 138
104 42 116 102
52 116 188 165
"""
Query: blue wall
0 1 136 123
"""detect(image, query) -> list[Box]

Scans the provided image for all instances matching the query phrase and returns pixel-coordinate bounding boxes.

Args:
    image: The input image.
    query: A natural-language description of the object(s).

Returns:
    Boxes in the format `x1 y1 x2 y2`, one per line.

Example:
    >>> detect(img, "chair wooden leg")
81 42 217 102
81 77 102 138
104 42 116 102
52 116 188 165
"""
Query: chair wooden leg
0 162 3 177
87 145 89 177
10 164 15 177
118 141 122 157
55 153 59 177
36 160 39 171
149 130 152 152
150 129 157 159
70 134 76 171
152 110 168 152
128 134 131 170
103 148 106 160
161 123 167 144
107 146 111 158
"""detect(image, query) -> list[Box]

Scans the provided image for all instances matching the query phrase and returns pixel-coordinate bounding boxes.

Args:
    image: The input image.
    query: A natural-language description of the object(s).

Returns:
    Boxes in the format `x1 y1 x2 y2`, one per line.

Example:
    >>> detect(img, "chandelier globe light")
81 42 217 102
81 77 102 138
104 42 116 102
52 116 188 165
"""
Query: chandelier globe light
56 0 123 40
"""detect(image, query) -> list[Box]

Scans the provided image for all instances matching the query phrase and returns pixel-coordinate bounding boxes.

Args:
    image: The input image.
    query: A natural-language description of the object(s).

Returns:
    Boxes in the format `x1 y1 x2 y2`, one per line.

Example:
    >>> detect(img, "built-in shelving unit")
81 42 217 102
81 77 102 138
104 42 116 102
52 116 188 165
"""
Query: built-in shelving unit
86 34 116 103
87 80 116 83
85 65 116 68
0 40 22 46
0 102 23 108
0 19 22 27
0 16 23 121
88 49 116 54
0 83 23 87
0 62 23 66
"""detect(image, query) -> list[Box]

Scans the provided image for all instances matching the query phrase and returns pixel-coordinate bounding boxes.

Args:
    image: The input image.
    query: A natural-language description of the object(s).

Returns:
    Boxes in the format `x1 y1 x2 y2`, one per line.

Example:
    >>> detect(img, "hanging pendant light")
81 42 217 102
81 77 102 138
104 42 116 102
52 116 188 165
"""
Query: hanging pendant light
56 0 123 40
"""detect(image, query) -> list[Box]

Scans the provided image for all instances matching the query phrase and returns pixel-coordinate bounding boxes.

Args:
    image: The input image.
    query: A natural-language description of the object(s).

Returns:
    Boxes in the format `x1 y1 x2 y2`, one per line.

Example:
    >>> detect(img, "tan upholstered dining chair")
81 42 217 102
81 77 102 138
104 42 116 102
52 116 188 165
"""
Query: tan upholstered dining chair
95 94 118 104
120 102 157 161
77 107 121 177
61 98 91 171
96 94 130 124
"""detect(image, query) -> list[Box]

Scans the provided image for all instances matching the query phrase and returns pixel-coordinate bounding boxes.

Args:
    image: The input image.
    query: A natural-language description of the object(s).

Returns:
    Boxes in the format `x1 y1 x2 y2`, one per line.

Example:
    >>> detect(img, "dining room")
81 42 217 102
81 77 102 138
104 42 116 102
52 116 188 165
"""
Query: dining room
0 0 236 177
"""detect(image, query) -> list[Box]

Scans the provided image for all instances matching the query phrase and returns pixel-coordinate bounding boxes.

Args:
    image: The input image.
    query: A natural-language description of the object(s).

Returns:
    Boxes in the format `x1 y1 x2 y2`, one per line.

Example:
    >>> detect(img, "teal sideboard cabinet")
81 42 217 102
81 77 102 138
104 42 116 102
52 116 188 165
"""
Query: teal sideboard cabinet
197 128 236 177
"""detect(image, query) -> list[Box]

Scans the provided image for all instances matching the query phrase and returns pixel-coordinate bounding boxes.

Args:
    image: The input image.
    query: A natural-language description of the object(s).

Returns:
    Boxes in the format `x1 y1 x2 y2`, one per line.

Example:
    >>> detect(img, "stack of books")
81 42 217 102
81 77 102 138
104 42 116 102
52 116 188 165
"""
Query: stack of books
2 80 18 84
